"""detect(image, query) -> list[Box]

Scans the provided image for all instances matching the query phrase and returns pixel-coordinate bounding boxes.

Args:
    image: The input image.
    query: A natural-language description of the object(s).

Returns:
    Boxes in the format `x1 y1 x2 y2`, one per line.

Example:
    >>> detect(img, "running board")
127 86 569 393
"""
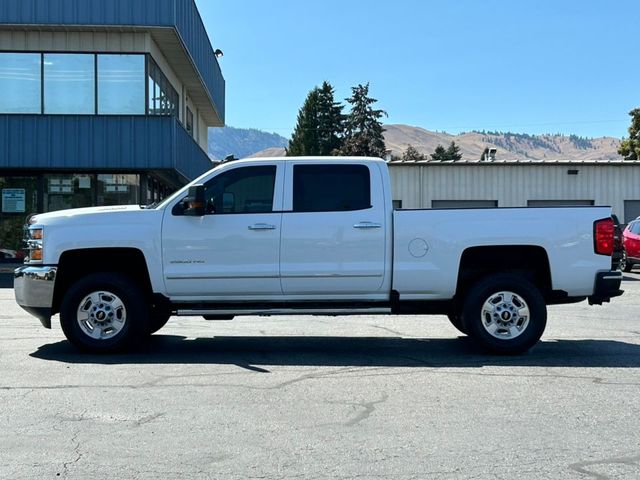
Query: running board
176 307 392 317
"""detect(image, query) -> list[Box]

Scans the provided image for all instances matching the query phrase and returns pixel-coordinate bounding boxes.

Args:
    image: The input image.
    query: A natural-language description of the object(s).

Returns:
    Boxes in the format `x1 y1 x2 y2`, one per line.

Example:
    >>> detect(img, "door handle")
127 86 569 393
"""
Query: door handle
353 222 382 229
248 223 277 230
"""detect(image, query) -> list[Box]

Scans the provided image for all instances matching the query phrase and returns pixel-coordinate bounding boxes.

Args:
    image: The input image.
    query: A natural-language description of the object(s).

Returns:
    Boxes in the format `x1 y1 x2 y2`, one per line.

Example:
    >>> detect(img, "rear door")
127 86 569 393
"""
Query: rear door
280 162 386 295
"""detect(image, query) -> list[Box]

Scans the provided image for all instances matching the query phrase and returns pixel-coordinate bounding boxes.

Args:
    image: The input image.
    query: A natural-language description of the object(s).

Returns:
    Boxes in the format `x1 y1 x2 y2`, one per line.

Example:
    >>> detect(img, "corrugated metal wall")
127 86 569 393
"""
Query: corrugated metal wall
389 163 640 220
0 0 174 33
0 115 212 181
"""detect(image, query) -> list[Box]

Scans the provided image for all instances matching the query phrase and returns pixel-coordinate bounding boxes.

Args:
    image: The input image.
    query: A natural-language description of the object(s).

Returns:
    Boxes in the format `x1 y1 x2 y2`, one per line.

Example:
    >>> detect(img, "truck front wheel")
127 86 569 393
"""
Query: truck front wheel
60 273 149 353
461 274 547 354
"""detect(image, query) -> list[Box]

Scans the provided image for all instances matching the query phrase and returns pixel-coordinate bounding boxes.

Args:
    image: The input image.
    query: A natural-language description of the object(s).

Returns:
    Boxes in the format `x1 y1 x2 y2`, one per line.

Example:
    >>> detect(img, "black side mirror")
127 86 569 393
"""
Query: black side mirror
182 184 206 216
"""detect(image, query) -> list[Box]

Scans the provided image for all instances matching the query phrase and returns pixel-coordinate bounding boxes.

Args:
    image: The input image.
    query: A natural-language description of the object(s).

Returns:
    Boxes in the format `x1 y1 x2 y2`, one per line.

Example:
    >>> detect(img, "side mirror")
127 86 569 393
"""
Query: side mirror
182 184 206 216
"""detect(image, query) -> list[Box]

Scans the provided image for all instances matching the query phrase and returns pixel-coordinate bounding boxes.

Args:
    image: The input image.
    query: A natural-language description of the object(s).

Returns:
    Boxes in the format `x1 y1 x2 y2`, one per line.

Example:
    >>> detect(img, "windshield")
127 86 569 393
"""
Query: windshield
154 162 224 210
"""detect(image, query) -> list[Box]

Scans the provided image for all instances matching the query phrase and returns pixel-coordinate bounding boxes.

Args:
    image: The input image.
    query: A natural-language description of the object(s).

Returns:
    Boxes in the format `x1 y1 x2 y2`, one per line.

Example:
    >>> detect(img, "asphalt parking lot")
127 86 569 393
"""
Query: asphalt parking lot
2 273 640 479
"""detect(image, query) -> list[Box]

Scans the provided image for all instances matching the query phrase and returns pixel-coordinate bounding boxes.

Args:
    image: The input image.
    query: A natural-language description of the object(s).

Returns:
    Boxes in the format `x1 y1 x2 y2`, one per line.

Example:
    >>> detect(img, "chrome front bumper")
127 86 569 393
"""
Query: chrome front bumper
14 266 57 328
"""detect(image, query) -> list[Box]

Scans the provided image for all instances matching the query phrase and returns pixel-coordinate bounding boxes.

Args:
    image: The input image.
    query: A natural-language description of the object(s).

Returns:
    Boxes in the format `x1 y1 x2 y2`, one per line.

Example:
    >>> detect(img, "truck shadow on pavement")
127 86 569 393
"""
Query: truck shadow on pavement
30 335 640 369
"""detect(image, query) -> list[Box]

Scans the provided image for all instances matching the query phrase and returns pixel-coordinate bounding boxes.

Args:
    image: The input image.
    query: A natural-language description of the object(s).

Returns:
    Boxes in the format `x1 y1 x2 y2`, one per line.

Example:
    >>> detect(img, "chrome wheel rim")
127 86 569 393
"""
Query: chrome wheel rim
76 291 127 340
620 251 627 271
481 291 530 339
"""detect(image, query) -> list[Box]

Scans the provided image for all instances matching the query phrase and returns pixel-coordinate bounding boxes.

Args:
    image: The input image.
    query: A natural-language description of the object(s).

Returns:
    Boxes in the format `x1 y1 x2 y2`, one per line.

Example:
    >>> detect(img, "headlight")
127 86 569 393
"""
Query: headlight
26 227 44 263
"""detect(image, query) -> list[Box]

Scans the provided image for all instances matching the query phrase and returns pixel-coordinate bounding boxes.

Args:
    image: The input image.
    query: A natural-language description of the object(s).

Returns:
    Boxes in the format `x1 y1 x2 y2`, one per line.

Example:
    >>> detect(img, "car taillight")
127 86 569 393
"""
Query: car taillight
594 218 614 256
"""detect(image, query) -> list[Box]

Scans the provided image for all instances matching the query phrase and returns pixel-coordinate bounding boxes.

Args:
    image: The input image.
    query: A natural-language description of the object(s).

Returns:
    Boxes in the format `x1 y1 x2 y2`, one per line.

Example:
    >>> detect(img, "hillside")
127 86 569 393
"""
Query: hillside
383 125 622 161
215 124 623 161
208 126 288 160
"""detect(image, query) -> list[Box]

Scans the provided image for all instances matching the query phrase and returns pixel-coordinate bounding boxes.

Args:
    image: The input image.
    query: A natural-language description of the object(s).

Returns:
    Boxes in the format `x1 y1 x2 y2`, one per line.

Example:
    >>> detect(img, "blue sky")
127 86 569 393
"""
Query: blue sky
197 0 638 139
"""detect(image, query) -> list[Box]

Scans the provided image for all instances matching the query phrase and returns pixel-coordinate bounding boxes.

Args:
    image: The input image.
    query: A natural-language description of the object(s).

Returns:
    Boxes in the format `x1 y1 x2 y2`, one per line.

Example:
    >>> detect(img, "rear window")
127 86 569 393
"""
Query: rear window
292 164 371 212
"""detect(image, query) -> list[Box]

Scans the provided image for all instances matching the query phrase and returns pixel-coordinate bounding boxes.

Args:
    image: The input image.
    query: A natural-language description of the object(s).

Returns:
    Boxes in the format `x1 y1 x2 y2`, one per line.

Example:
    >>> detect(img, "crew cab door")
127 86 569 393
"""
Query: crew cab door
280 162 387 295
162 161 284 298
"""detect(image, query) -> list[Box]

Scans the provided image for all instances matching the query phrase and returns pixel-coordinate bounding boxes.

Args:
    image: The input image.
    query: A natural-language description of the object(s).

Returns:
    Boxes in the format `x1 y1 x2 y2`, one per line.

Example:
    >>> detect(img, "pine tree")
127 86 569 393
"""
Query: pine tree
402 144 425 161
430 144 448 161
316 81 345 155
618 108 640 160
287 82 345 156
337 83 387 157
287 88 320 156
446 141 463 161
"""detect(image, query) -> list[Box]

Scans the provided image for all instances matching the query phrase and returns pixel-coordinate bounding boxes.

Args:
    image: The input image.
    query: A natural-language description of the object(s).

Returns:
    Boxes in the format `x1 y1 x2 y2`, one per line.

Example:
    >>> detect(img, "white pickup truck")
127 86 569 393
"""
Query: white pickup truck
15 157 623 354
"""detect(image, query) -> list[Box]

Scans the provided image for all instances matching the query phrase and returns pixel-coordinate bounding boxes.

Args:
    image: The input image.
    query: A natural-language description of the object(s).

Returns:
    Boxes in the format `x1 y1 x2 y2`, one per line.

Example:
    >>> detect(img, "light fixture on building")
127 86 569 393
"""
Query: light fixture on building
567 169 579 175
214 49 224 58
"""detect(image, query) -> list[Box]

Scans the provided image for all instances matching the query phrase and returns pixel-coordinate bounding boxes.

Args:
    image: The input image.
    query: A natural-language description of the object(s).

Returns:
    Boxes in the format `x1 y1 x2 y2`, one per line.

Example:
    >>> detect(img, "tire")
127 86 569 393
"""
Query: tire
60 273 149 353
620 249 633 273
447 313 467 335
148 312 171 334
461 273 547 355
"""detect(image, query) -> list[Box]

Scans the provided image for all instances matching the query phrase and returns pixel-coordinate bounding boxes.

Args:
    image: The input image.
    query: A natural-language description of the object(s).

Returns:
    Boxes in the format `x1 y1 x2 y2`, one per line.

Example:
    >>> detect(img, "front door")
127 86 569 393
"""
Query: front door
162 162 284 299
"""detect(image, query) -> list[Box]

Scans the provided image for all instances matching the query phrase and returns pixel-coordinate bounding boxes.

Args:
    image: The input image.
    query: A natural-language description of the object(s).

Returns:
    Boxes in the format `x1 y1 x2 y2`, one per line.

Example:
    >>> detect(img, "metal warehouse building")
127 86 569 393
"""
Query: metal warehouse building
388 159 640 223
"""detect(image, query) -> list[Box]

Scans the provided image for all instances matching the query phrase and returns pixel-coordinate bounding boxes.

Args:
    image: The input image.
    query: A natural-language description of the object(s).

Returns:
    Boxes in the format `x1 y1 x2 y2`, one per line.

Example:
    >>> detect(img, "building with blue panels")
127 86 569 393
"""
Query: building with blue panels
0 0 225 261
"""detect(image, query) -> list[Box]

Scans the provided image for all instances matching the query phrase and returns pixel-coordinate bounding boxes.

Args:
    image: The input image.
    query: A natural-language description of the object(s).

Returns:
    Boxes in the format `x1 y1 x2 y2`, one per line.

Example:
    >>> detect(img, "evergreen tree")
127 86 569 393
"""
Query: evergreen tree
287 82 344 156
618 108 640 160
446 141 463 161
287 88 320 156
316 81 345 155
430 144 448 161
402 144 425 160
337 83 387 157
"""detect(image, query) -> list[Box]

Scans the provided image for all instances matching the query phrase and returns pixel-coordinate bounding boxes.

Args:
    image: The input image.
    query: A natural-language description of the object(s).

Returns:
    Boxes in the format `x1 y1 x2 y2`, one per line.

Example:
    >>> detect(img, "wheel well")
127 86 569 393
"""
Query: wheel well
455 245 552 302
52 248 153 314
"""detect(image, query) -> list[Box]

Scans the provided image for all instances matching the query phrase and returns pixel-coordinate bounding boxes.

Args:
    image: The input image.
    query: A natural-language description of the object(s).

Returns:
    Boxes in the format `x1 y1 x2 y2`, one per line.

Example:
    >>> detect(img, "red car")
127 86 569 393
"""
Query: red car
620 219 640 272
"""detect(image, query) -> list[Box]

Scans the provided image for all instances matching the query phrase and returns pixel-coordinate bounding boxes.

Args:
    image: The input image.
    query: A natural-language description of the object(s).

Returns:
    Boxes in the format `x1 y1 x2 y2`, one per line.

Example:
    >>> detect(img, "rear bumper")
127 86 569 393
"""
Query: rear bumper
588 271 623 305
14 266 57 328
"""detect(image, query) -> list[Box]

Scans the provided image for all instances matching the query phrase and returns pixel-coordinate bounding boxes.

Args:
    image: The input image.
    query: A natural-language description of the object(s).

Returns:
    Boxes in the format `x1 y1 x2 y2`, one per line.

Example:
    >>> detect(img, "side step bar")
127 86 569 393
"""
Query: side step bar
176 307 392 317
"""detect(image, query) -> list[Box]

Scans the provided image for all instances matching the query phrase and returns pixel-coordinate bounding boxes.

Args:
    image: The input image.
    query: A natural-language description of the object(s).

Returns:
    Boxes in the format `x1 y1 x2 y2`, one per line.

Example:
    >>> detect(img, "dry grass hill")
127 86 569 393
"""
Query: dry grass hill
246 124 623 161
384 125 622 161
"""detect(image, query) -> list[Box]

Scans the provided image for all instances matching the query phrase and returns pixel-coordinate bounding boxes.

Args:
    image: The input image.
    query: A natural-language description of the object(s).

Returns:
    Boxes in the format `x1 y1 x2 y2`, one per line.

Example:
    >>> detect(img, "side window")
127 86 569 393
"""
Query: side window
293 164 371 212
632 222 640 235
204 165 276 214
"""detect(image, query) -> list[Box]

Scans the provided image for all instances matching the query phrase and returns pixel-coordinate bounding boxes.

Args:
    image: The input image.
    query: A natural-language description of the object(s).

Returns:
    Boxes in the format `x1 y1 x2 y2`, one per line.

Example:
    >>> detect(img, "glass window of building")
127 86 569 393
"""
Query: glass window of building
97 174 140 206
44 54 95 114
0 176 38 262
44 174 94 213
186 107 194 136
147 57 178 117
0 53 42 114
97 55 145 115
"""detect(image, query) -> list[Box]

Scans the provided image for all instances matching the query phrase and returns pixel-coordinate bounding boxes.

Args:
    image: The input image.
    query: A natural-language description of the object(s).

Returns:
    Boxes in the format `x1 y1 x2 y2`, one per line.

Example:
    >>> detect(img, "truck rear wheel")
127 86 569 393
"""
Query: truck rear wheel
60 273 149 353
461 274 547 354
